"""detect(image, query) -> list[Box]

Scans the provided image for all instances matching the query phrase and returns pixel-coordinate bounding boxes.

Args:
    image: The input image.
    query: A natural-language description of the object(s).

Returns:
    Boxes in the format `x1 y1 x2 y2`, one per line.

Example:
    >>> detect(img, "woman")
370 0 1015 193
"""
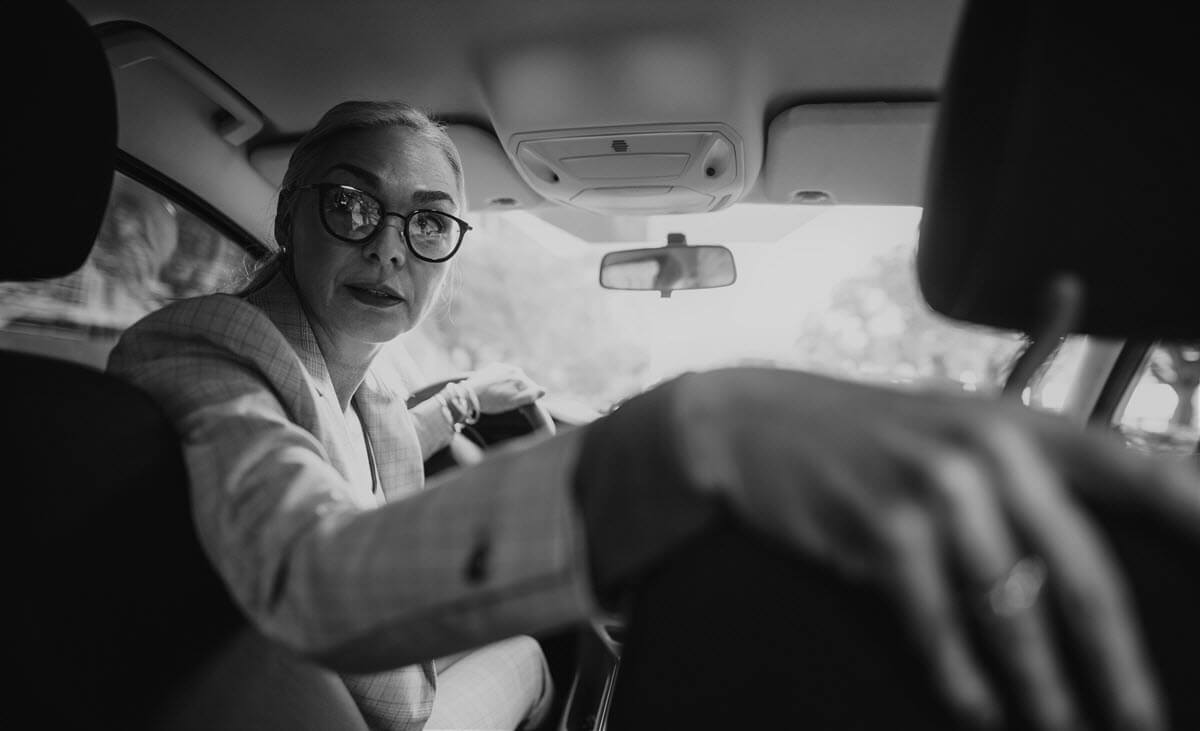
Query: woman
110 102 558 730
108 100 1199 730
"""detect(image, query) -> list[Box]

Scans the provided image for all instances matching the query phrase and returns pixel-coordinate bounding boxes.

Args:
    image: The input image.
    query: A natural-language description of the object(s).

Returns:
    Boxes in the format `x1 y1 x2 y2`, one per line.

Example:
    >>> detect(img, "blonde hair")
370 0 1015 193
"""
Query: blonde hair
236 100 465 295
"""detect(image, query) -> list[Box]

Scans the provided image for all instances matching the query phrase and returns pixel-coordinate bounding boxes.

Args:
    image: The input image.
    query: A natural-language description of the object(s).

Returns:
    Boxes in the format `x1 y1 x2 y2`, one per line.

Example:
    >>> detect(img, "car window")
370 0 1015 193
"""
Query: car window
0 172 257 368
1021 336 1092 414
1115 342 1200 456
398 205 1026 416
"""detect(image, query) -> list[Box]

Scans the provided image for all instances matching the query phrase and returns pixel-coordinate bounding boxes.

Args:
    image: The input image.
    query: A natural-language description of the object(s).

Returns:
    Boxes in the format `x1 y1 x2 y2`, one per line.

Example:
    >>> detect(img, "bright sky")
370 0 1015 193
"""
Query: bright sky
492 203 925 386
608 205 923 382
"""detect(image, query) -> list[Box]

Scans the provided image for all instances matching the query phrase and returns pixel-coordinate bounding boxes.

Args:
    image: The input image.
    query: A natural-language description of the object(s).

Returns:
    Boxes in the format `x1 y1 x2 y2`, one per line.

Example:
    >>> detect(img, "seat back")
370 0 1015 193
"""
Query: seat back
916 0 1198 340
8 3 365 727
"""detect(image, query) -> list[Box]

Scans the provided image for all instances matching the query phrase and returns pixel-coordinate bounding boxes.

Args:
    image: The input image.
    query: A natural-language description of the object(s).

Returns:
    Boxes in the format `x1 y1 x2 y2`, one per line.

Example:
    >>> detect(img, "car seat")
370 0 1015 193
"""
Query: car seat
7 3 367 728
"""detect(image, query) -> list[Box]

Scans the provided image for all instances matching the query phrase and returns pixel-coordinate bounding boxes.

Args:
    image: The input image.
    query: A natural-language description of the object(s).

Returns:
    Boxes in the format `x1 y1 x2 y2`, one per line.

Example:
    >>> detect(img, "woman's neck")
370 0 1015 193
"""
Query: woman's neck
311 326 379 412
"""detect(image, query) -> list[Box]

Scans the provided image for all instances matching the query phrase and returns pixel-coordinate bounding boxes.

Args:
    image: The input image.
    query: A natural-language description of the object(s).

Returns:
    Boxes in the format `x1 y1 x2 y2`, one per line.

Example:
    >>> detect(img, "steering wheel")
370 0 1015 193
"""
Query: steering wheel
406 376 556 475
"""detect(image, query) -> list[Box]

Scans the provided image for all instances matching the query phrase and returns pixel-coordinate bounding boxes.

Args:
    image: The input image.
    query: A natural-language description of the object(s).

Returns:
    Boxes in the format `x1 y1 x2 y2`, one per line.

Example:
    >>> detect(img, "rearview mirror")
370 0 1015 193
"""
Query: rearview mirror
599 239 736 297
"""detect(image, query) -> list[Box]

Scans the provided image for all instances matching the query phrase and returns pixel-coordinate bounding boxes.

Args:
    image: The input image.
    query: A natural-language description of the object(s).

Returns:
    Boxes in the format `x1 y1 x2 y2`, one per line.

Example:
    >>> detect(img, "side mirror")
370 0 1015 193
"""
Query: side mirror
599 235 736 298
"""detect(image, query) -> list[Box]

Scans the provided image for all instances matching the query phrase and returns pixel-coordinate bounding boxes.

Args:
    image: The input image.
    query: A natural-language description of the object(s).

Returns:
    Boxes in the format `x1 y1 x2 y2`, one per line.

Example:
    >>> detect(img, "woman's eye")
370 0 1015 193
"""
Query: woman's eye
413 212 448 235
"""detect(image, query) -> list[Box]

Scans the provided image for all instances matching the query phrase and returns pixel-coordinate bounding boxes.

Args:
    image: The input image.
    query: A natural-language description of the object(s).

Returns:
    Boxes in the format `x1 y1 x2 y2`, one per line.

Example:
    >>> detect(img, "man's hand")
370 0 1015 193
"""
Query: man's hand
667 367 1198 729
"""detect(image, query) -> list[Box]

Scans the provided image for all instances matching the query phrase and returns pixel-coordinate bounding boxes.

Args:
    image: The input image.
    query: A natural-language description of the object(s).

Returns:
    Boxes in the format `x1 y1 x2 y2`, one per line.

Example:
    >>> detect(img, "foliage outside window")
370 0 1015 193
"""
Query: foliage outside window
1116 343 1200 456
0 173 256 364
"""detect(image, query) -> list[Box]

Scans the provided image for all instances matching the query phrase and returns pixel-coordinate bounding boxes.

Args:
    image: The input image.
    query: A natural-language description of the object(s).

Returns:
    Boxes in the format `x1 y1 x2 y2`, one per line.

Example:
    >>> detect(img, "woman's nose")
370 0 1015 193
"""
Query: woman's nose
365 218 408 266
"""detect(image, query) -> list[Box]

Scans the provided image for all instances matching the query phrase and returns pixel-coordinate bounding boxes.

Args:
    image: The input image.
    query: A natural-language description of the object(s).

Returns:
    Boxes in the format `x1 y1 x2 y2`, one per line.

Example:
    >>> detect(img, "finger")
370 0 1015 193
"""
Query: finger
900 436 1078 730
512 385 545 405
505 377 543 397
976 422 1164 731
478 385 544 414
1021 409 1200 542
880 503 1002 727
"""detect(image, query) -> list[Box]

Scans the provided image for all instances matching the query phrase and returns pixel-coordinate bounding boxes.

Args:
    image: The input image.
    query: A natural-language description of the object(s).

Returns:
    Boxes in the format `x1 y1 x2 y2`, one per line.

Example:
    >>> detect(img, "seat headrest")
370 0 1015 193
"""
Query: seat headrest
5 1 116 281
916 0 1198 340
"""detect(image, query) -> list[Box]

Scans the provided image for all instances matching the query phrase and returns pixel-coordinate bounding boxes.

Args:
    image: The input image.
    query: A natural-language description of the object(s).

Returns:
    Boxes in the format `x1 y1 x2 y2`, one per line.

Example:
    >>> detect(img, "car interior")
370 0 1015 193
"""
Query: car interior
7 0 1196 729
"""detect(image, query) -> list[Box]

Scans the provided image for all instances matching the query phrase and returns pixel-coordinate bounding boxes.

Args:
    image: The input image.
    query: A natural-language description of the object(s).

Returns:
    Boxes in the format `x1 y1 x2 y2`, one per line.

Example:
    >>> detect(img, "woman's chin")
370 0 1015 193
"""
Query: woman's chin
362 319 414 345
335 309 414 347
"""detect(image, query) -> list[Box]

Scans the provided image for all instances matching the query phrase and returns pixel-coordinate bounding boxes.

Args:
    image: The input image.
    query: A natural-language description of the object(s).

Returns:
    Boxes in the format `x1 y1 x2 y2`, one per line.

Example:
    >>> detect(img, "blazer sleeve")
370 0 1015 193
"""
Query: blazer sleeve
410 396 456 460
108 298 598 673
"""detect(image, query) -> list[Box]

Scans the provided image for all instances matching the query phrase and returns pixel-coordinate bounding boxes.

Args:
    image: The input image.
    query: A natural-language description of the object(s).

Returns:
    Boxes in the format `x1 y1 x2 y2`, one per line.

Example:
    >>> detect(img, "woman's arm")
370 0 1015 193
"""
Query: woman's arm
108 299 598 672
410 364 546 460
410 396 457 460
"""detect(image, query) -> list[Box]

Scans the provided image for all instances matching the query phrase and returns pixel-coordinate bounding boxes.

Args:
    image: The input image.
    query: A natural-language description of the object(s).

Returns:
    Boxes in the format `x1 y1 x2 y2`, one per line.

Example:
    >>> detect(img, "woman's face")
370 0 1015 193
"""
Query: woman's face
288 125 461 357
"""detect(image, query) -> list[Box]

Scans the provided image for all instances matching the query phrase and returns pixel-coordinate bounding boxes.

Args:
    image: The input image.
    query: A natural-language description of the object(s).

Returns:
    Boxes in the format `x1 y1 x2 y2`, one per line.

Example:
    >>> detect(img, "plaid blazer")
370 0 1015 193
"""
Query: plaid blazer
108 273 595 729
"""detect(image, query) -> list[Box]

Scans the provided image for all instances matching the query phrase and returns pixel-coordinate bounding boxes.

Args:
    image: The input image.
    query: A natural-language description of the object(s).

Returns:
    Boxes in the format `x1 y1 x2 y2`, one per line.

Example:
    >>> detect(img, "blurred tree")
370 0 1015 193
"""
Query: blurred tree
792 244 1022 392
92 177 177 313
1149 343 1200 428
417 212 651 410
161 211 254 297
1 174 252 332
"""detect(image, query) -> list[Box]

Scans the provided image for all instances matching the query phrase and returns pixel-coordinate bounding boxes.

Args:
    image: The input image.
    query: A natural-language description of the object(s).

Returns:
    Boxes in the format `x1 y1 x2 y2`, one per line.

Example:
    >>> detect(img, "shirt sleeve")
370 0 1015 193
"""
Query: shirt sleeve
571 373 730 611
108 305 599 674
410 395 456 460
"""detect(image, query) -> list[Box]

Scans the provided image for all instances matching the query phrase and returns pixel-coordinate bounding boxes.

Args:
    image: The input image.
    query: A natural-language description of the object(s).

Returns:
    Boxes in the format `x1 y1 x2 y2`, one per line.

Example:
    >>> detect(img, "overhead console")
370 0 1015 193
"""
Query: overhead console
508 123 746 215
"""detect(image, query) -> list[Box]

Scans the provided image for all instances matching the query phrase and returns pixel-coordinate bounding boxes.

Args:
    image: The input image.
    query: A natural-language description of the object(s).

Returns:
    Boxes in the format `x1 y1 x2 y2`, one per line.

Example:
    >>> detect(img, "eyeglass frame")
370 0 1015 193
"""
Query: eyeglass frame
290 182 472 263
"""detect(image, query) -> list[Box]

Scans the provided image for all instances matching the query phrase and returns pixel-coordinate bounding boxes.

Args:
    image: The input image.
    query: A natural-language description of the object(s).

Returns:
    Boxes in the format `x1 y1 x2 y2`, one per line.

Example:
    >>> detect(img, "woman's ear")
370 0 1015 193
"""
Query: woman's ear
272 187 298 253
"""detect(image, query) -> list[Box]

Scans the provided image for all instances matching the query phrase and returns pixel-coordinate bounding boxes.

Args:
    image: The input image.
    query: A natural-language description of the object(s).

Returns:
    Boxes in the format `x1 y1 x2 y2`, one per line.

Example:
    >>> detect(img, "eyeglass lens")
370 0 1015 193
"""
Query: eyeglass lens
320 186 462 260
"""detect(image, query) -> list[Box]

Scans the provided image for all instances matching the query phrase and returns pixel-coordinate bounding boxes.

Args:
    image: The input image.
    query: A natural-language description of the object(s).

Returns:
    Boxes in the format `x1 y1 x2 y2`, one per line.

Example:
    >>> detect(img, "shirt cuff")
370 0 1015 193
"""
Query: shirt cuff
571 373 729 611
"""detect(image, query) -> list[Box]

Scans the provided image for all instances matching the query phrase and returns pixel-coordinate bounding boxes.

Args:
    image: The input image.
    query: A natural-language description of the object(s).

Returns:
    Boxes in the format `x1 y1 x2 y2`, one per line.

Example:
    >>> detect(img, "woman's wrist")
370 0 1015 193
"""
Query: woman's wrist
460 381 480 421
432 391 460 432
438 381 480 432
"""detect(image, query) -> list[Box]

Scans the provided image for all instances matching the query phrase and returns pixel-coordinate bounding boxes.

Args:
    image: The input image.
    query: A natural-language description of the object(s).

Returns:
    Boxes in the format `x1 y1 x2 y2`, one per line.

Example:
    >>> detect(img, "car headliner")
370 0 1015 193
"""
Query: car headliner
74 0 960 135
67 0 963 245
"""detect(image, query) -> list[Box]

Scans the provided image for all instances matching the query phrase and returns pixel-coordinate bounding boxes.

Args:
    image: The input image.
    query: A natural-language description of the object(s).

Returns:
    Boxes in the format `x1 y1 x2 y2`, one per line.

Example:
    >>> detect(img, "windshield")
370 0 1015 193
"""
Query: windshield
395 204 1026 416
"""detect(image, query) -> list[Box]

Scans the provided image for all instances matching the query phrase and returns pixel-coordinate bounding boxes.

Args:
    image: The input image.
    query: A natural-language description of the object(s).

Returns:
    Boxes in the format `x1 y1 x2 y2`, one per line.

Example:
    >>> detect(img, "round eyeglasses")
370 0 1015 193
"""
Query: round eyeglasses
292 183 471 263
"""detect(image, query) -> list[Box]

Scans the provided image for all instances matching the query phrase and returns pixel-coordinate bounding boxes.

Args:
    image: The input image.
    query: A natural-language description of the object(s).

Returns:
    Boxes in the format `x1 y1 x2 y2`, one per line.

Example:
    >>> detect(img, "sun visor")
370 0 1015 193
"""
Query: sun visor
99 22 276 247
508 123 747 214
250 124 545 213
916 0 1198 340
447 125 545 211
762 104 935 206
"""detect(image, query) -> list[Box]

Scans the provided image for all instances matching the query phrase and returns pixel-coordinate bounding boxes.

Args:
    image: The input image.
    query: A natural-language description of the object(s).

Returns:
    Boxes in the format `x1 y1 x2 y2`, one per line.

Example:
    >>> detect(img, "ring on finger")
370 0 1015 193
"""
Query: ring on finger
983 555 1048 619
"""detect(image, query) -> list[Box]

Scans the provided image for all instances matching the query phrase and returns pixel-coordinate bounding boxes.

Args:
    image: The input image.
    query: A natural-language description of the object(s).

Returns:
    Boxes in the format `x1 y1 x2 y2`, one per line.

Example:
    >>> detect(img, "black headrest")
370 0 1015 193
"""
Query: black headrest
916 0 1198 340
5 1 116 281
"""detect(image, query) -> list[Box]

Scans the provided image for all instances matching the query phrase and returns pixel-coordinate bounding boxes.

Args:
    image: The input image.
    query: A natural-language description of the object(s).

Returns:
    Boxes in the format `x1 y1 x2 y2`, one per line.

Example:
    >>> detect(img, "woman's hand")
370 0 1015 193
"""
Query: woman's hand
463 363 546 415
672 367 1199 730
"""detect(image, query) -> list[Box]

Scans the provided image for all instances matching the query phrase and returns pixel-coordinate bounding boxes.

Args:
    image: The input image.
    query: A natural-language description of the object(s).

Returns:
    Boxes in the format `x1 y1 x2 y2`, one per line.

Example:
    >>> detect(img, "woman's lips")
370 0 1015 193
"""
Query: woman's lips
345 284 405 308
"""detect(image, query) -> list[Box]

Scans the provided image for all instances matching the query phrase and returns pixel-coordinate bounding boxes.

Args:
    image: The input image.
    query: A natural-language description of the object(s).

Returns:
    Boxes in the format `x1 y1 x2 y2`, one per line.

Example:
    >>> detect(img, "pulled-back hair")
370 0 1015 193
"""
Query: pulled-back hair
237 100 465 294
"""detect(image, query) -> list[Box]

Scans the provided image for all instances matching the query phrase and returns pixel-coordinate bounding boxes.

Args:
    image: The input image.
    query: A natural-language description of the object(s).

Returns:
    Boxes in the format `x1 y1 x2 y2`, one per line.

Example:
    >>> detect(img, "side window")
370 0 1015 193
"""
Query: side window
1024 336 1088 413
0 172 257 367
1115 342 1200 456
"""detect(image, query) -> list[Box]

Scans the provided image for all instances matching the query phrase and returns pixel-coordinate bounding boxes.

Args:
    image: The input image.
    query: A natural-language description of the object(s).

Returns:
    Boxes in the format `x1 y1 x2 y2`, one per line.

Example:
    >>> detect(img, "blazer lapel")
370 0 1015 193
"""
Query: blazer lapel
245 274 336 400
246 275 360 489
248 273 425 502
355 366 426 502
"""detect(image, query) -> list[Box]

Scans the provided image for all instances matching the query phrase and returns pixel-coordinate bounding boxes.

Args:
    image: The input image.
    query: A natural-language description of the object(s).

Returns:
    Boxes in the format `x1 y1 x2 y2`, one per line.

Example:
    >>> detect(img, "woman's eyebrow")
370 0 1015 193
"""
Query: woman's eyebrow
412 189 454 208
321 163 381 187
